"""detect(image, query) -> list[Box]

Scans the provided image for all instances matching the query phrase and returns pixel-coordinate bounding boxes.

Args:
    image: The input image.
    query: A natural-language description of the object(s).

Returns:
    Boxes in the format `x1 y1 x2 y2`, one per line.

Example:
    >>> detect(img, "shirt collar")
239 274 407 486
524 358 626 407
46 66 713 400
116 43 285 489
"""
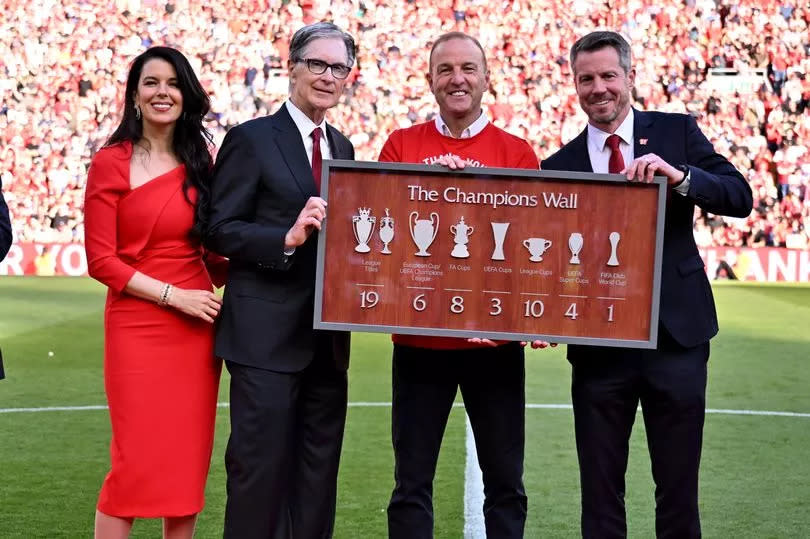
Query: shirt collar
285 100 327 138
587 108 634 151
433 110 489 139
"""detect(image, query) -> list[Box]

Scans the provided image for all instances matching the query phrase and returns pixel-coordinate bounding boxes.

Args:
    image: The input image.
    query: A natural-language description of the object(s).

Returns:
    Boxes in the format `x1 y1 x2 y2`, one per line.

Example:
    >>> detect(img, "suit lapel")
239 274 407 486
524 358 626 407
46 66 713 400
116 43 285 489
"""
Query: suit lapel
569 129 593 172
271 104 316 196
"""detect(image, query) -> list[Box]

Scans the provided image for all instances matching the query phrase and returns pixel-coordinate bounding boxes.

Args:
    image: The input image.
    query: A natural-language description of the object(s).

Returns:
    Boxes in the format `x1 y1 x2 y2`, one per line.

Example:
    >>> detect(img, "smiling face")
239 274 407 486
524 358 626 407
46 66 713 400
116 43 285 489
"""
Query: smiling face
427 37 489 129
288 37 350 124
133 58 183 128
573 46 634 133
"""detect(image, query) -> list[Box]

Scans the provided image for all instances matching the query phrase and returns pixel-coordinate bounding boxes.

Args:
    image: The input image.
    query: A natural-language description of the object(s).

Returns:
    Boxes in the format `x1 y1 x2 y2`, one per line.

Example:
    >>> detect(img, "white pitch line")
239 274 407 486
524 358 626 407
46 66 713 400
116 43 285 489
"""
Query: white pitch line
464 413 485 539
2 402 810 418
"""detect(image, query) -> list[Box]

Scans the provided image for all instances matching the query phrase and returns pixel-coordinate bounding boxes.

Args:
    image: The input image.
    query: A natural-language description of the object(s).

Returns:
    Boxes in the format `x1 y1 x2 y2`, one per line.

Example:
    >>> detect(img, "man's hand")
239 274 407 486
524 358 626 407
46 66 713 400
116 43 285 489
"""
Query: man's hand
285 197 327 249
435 154 467 170
524 340 558 349
624 153 684 185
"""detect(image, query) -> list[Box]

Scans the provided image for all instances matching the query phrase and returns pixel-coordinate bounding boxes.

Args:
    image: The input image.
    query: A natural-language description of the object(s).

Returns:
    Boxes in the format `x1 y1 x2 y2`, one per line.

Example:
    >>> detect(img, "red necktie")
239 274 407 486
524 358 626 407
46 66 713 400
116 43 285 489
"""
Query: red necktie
606 134 625 174
311 127 323 193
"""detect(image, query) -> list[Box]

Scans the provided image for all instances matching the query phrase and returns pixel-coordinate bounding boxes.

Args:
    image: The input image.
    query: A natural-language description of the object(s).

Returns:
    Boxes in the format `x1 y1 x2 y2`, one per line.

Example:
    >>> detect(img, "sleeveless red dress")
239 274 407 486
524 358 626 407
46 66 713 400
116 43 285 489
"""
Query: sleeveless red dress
84 142 225 517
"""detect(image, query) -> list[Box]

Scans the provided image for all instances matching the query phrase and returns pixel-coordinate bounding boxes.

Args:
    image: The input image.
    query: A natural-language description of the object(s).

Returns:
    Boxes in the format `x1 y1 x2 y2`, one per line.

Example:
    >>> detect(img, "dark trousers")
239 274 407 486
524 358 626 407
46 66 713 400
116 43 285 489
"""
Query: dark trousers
223 347 348 539
570 330 708 539
387 342 526 539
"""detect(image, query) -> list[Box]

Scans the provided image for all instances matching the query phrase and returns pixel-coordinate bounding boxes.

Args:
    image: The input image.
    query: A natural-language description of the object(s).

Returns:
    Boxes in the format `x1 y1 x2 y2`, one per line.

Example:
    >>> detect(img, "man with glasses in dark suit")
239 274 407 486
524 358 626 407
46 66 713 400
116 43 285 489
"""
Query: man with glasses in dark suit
206 22 356 539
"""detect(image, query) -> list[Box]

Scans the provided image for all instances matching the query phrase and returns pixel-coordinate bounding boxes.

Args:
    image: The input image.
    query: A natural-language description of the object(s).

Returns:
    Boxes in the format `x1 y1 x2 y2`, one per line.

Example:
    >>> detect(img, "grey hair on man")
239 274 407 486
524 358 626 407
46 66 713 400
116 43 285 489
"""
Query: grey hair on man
569 31 632 75
289 21 356 67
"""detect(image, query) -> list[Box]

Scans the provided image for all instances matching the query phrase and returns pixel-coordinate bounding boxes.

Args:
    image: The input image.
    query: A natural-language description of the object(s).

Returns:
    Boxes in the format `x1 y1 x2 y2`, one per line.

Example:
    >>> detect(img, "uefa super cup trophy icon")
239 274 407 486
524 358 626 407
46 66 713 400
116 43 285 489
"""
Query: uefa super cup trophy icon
409 211 439 257
568 232 583 264
450 216 474 258
379 208 395 254
352 208 375 253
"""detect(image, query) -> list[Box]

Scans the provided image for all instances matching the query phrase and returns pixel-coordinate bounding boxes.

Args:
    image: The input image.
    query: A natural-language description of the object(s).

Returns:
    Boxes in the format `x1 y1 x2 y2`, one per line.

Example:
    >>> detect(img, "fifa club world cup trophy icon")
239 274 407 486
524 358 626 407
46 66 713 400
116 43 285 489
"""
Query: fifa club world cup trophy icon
379 208 395 254
607 231 621 266
450 216 474 258
352 207 375 253
409 211 439 257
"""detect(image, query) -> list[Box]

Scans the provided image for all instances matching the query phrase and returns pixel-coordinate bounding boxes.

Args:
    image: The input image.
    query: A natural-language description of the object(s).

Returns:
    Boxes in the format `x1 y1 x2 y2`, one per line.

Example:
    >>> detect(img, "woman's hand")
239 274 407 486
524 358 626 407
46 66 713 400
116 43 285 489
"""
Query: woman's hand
167 288 223 323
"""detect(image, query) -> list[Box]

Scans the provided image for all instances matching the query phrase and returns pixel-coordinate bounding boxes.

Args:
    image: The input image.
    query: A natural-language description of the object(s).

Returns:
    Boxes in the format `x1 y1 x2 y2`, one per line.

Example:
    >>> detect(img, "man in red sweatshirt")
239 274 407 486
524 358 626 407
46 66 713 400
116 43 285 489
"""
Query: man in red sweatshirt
379 32 539 539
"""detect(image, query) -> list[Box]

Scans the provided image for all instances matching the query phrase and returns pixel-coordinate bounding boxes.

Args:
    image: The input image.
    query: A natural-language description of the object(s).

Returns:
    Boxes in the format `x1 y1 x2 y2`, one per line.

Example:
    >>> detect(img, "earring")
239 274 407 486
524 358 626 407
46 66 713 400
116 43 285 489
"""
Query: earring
134 104 141 120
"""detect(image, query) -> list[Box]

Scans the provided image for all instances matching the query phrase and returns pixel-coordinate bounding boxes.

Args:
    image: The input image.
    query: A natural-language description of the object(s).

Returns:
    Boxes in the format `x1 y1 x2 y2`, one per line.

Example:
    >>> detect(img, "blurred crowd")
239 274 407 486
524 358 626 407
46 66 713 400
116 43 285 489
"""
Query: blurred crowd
1 0 808 249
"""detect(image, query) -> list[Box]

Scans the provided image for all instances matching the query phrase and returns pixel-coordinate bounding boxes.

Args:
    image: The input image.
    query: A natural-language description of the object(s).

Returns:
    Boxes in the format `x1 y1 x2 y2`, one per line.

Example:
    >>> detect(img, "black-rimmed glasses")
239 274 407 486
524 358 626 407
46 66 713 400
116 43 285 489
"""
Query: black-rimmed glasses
299 58 351 79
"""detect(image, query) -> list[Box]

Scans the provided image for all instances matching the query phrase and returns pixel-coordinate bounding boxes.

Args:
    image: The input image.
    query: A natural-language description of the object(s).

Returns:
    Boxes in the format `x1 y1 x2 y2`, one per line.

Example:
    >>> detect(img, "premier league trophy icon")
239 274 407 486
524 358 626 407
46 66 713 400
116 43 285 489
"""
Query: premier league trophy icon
409 211 439 257
568 232 583 264
352 207 375 253
607 231 621 266
379 208 395 255
450 216 474 258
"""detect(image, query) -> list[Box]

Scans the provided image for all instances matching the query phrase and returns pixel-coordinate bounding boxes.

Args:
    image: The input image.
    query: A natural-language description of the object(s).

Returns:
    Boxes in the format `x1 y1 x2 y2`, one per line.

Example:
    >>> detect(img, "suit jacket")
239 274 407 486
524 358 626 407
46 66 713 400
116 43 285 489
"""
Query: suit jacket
205 104 354 372
541 109 752 350
0 178 11 261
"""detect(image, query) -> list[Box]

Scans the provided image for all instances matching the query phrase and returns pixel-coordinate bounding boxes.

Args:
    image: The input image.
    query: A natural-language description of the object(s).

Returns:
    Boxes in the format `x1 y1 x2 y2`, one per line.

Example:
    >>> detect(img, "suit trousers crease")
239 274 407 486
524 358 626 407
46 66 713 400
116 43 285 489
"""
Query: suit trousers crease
224 335 348 539
571 329 708 539
387 342 526 539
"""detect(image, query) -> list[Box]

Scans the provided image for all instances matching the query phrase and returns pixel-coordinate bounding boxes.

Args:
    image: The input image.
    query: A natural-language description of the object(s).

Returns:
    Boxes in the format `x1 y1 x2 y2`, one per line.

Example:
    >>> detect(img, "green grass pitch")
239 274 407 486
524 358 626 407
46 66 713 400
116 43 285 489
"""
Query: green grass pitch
1 277 809 537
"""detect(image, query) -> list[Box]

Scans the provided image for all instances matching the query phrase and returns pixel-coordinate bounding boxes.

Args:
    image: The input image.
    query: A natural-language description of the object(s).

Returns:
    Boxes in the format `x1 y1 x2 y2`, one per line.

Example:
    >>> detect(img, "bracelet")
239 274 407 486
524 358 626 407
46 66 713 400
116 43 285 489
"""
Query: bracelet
158 283 173 306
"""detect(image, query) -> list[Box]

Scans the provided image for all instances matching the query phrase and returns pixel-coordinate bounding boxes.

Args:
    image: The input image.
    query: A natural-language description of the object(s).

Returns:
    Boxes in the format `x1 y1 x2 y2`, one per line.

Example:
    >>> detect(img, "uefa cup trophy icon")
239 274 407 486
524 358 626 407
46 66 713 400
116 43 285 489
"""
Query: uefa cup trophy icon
409 211 439 257
523 237 552 262
490 222 509 260
352 208 375 253
379 208 395 254
568 232 583 264
450 216 474 258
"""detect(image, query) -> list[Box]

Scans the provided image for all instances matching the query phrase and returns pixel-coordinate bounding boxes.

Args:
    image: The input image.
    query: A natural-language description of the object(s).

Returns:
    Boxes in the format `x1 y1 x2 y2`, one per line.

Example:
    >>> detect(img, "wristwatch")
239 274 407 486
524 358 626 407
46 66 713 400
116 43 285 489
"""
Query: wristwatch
675 163 690 186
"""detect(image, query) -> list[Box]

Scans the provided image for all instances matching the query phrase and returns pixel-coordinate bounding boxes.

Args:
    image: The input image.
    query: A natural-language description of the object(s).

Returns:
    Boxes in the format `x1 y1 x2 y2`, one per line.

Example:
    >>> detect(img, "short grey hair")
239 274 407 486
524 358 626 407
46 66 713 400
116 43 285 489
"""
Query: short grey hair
289 22 356 67
569 31 632 75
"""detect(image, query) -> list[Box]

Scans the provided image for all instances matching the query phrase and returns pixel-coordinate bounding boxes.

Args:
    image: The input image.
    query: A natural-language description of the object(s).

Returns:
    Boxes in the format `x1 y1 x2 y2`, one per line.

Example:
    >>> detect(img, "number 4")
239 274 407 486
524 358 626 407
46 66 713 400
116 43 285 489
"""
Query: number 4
565 303 578 320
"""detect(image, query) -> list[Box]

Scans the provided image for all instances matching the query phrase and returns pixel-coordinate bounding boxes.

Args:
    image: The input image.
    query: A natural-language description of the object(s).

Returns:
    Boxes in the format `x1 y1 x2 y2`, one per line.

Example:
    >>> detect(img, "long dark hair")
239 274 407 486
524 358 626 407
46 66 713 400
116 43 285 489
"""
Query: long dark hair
106 46 213 236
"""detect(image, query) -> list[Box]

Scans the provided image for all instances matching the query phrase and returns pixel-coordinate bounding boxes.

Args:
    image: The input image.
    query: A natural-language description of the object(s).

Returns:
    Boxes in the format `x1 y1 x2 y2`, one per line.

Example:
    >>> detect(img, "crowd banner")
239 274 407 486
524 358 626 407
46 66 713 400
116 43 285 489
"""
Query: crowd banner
2 242 809 283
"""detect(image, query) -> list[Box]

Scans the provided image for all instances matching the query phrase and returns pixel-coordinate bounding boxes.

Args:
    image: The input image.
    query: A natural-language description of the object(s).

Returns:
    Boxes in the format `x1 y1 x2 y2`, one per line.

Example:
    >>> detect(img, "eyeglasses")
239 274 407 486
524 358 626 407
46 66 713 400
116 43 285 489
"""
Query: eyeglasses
299 58 351 79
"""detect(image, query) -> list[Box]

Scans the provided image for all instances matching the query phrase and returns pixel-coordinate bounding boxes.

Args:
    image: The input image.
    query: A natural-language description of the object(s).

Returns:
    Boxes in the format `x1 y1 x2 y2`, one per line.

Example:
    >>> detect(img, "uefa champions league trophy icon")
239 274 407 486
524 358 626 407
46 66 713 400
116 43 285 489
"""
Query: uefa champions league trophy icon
379 208 395 255
450 216 474 258
409 211 439 257
568 232 583 264
352 208 375 253
490 222 509 261
607 231 621 266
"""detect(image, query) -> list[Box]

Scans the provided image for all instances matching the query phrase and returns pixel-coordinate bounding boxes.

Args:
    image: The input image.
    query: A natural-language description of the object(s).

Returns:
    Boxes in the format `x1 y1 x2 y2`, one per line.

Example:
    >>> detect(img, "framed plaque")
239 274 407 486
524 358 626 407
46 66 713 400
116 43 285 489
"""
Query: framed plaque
314 160 666 348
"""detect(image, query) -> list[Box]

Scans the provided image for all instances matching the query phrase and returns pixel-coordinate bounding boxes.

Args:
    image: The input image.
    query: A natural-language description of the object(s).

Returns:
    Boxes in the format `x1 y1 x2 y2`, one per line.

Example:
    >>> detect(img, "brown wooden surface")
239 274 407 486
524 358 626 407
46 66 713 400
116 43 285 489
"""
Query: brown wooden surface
319 167 660 342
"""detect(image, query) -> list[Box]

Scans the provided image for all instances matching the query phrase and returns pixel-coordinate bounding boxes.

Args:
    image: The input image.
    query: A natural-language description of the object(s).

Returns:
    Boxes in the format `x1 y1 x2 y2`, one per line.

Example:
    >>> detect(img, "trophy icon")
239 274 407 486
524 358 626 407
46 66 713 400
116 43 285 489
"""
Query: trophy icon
379 209 395 254
607 231 621 266
352 208 375 253
409 211 439 257
450 216 474 258
568 232 583 264
490 222 509 261
523 237 552 262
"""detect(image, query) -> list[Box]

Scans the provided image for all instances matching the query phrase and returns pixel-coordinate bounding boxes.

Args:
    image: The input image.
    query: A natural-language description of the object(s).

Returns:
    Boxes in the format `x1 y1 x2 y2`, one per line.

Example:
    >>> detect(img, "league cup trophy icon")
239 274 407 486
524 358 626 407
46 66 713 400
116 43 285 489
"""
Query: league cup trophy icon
409 211 439 257
450 216 474 258
523 237 552 262
607 231 621 266
490 222 509 261
568 232 583 264
379 208 395 254
352 208 375 253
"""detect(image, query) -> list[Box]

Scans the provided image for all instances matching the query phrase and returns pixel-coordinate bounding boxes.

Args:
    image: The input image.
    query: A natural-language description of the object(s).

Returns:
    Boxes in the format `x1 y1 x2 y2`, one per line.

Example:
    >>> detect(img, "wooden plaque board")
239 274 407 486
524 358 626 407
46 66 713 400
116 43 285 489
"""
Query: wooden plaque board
314 161 666 348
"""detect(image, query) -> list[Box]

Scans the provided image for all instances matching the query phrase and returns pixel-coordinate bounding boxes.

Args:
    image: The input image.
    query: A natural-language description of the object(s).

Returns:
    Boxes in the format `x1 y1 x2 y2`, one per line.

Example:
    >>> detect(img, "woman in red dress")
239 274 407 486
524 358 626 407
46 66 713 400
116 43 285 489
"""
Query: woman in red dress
84 46 227 538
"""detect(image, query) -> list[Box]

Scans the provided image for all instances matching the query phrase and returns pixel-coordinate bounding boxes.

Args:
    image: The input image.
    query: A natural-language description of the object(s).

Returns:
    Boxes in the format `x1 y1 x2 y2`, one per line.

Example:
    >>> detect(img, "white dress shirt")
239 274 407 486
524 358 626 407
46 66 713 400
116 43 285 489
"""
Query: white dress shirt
433 109 489 138
285 100 332 162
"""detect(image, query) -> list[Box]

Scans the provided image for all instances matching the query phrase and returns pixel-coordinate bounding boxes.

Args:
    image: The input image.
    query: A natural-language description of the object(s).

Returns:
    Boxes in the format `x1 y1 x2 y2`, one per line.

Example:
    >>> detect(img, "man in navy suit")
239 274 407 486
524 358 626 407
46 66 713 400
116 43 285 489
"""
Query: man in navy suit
541 31 752 539
206 22 355 539
1 178 11 380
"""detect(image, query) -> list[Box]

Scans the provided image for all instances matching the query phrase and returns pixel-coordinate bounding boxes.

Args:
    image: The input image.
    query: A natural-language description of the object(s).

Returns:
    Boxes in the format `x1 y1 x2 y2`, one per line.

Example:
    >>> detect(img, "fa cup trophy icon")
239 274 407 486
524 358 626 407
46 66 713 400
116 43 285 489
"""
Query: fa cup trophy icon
450 216 474 258
352 208 375 253
409 211 439 257
379 208 395 254
568 232 583 264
